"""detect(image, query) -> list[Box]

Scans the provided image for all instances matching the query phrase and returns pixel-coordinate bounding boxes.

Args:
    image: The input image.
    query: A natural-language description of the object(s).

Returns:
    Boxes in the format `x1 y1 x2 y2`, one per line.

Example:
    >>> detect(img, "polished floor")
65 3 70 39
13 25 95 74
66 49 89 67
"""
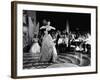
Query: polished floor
23 52 90 69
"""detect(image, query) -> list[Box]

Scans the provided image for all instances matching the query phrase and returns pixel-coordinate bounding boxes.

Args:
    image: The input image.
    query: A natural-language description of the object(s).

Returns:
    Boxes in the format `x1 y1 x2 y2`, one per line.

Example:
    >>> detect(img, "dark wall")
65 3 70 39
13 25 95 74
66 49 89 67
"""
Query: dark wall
36 11 91 33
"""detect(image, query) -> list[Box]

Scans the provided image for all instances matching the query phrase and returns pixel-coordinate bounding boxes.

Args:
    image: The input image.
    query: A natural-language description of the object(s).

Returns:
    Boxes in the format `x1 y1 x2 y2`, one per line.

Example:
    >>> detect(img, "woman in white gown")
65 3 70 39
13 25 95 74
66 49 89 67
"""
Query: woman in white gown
29 35 40 58
40 21 57 62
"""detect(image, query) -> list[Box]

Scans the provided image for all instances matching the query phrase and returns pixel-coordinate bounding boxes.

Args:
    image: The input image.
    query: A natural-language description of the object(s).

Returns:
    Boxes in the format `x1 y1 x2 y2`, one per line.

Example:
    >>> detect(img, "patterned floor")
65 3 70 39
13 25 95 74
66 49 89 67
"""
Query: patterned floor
23 52 90 69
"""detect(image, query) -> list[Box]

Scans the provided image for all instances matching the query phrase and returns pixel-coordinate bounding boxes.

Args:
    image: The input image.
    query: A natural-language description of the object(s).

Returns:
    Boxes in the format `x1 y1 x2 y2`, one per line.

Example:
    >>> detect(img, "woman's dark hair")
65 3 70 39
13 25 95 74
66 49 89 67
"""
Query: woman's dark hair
42 19 48 26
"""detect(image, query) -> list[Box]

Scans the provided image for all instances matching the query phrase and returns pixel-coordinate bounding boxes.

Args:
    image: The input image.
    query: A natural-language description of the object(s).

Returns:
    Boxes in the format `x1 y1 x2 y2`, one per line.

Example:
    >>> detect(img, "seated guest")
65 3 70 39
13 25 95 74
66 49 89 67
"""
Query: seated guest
63 34 69 47
57 35 67 53
84 33 91 53
58 37 63 45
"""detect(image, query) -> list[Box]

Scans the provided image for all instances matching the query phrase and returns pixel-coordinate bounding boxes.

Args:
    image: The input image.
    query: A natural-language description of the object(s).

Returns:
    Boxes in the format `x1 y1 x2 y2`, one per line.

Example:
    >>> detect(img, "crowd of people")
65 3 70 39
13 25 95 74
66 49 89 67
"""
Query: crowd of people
23 19 91 63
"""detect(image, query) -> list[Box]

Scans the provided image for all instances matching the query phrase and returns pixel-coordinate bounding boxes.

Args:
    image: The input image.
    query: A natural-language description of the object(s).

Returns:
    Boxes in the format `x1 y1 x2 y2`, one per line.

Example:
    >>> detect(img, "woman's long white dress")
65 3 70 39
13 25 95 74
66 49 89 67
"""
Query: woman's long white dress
29 38 41 58
30 42 40 54
40 27 57 62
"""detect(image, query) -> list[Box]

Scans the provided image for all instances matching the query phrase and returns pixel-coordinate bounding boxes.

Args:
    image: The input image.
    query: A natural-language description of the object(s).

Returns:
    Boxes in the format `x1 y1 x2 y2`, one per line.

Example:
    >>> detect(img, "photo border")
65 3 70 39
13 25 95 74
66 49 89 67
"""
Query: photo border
11 1 98 78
